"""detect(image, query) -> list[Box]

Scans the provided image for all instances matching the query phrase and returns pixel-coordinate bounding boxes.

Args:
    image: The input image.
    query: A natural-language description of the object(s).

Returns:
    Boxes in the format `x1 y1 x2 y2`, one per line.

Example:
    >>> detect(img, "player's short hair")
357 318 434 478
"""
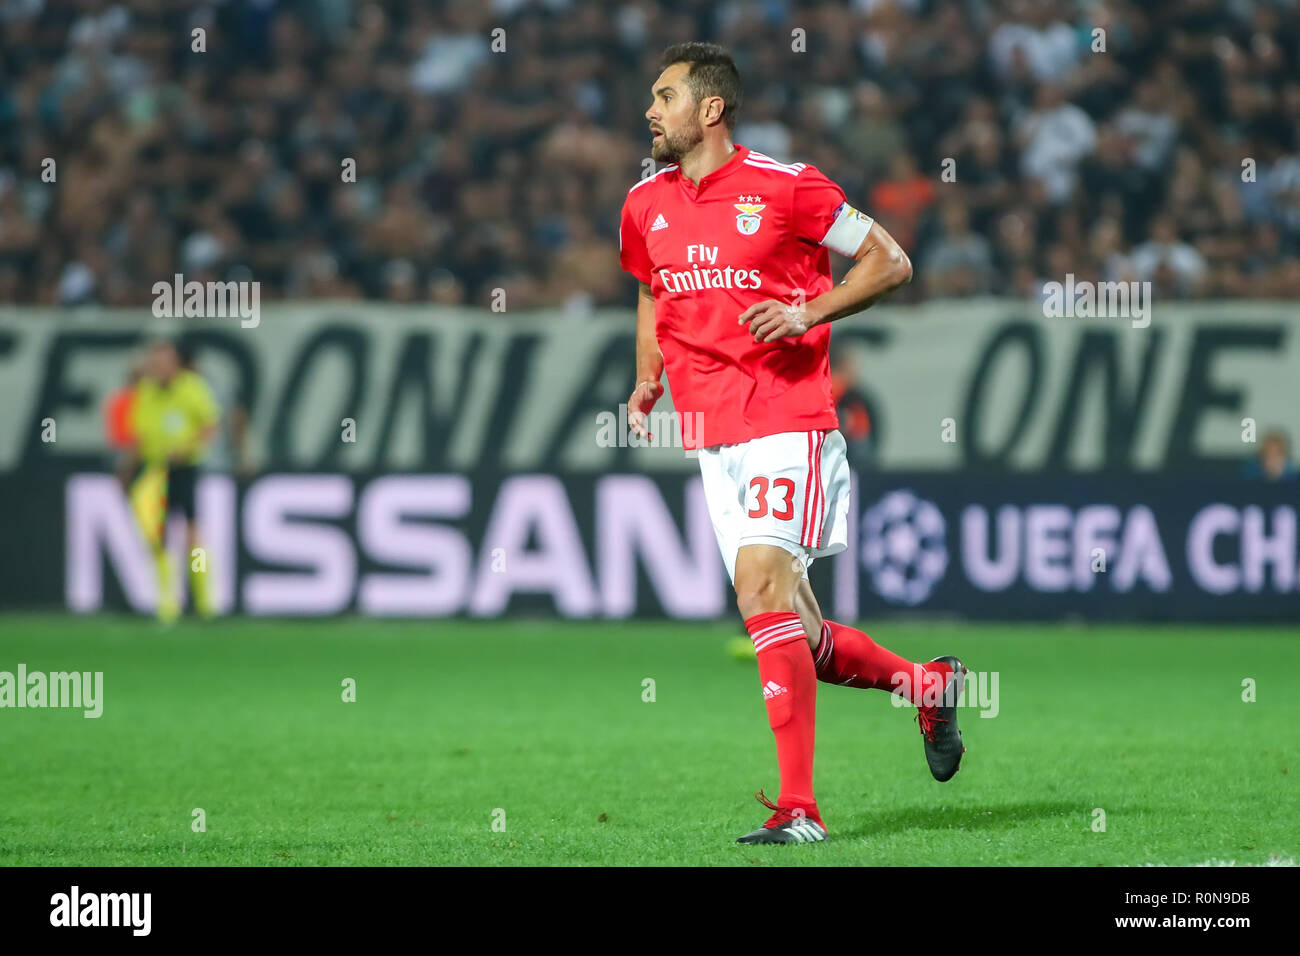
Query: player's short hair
659 42 742 131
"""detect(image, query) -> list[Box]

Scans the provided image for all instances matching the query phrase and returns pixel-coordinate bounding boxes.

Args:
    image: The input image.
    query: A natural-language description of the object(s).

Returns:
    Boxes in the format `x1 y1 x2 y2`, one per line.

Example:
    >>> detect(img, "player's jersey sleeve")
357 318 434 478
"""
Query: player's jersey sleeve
618 192 653 285
790 165 875 257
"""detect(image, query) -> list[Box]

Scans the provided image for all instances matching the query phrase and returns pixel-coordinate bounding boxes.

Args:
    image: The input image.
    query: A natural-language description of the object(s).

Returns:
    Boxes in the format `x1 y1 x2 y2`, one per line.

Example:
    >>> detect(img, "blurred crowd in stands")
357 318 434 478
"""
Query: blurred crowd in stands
1 0 1298 310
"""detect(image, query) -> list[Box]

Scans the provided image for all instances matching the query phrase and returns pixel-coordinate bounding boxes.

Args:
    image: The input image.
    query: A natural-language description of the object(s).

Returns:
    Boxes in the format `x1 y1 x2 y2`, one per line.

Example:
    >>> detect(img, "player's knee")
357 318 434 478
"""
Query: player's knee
734 571 788 619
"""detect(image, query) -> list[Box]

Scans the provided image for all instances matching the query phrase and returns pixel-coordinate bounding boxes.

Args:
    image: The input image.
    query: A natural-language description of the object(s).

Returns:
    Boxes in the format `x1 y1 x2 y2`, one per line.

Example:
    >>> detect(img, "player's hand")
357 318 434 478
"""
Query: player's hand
738 300 812 342
627 380 664 440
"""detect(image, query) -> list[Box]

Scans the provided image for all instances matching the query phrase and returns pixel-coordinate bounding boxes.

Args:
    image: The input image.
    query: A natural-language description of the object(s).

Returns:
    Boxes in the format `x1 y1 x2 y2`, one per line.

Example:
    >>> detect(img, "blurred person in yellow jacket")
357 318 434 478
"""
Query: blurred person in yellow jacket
120 340 220 622
106 355 168 588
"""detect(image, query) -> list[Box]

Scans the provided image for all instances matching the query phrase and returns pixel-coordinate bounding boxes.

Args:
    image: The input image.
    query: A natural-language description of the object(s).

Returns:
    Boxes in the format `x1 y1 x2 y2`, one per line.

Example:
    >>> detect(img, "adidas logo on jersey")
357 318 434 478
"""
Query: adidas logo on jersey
651 213 669 232
762 680 788 700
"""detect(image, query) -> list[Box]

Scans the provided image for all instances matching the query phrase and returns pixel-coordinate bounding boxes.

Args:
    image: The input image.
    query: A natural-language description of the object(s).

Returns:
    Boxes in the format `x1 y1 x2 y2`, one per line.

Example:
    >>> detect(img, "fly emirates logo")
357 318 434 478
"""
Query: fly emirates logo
658 244 763 294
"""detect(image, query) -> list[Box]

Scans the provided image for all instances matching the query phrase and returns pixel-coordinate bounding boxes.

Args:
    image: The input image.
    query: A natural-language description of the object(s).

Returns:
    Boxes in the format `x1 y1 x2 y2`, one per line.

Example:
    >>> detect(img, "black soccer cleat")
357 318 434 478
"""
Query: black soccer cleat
915 655 967 782
735 790 827 844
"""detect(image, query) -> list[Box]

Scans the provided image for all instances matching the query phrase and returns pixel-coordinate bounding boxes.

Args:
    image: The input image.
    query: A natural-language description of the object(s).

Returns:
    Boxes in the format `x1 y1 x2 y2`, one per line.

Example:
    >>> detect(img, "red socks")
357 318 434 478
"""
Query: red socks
813 620 951 705
745 611 818 813
742 613 949 816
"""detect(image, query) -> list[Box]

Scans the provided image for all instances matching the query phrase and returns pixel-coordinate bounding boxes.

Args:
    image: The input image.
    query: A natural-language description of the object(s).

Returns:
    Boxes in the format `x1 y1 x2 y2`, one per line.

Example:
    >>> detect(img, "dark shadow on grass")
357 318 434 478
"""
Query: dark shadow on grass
832 800 1118 839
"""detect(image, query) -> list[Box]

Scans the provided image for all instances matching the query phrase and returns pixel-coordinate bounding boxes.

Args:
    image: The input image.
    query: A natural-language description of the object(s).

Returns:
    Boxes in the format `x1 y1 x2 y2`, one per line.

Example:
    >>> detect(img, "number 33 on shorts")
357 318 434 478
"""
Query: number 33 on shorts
745 476 797 520
698 428 852 584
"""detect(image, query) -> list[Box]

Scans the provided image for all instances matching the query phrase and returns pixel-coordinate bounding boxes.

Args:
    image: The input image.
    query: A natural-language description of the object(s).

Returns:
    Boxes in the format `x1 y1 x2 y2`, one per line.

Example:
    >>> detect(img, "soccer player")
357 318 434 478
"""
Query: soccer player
124 340 221 622
619 43 967 844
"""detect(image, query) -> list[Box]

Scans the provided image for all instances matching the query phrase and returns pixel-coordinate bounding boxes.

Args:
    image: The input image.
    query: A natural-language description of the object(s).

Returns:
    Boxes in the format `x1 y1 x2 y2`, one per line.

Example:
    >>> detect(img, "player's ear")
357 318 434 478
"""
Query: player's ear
702 95 723 127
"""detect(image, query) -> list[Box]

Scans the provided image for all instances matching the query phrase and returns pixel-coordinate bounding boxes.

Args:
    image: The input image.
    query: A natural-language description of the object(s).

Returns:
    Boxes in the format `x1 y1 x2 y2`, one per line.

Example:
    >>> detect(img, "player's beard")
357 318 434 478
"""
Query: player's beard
652 116 704 164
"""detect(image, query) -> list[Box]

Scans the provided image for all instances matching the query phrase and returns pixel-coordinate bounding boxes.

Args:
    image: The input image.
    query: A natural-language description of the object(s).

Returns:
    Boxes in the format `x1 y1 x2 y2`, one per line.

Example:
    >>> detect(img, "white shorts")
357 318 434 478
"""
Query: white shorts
697 428 851 584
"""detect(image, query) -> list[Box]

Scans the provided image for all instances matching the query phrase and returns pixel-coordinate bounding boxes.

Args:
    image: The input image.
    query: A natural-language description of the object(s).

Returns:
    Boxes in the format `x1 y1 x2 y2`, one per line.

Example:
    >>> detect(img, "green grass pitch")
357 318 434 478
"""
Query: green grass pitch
1 614 1295 866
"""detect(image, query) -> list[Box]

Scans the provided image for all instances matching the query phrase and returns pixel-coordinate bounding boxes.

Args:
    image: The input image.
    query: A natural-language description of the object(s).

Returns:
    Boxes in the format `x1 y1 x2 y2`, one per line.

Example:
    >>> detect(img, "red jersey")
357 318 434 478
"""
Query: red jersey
619 144 875 449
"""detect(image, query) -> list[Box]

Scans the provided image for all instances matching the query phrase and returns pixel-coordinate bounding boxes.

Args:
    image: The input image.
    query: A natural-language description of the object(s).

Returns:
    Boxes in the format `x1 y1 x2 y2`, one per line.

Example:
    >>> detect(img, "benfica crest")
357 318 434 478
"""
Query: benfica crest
734 199 766 235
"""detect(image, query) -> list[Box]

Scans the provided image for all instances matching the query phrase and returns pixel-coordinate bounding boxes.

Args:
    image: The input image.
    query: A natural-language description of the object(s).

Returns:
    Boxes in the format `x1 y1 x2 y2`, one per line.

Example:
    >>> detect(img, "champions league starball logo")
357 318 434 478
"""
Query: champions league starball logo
860 490 948 605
